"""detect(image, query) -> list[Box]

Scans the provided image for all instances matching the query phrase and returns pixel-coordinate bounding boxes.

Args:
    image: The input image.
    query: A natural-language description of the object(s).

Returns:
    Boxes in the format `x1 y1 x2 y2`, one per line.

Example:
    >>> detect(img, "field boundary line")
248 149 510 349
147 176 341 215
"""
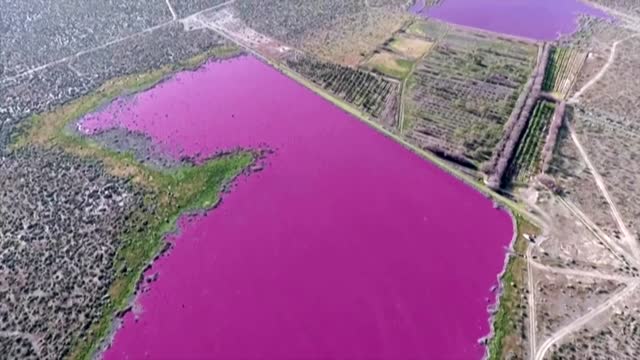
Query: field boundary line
202 15 544 226
165 0 178 20
0 0 236 85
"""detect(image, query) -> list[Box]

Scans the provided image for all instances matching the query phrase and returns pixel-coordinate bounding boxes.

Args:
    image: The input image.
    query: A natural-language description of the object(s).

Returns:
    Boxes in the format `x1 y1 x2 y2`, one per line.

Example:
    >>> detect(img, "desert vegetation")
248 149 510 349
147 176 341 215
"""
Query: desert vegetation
547 119 622 241
0 11 251 355
404 24 538 169
534 270 624 341
298 7 410 66
368 0 415 8
557 17 636 101
7 77 254 359
533 192 633 276
0 0 172 79
574 35 640 119
0 22 237 153
588 0 640 17
233 0 364 47
570 106 640 246
169 0 229 17
550 307 640 359
545 282 640 360
0 147 145 359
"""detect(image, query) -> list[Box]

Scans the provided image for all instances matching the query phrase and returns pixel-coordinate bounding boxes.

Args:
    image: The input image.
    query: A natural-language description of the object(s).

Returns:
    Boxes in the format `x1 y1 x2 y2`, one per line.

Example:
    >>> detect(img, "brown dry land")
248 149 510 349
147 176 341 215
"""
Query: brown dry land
364 51 413 79
389 35 433 59
298 8 410 66
517 16 640 360
402 20 538 167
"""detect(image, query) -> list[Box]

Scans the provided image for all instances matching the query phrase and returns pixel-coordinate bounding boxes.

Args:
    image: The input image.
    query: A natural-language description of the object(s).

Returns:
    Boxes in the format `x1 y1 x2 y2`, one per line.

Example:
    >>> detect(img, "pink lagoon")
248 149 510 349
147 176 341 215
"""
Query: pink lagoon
80 56 514 359
411 0 609 40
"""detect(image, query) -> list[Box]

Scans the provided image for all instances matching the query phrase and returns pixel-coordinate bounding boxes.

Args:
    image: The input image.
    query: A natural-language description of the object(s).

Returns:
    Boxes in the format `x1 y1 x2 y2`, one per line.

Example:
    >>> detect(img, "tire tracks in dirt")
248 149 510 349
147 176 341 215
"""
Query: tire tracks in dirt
530 34 640 359
534 280 639 360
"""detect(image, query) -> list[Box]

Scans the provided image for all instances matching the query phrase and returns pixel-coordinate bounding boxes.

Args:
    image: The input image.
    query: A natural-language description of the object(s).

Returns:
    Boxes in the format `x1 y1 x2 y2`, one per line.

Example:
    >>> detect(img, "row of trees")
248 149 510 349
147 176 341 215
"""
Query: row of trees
486 43 550 189
540 101 566 173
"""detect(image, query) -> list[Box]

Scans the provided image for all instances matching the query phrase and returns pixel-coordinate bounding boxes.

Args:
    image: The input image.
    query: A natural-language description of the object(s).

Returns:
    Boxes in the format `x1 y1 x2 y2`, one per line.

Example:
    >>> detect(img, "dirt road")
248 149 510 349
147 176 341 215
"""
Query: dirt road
534 280 639 360
570 34 638 102
569 128 640 263
529 259 632 282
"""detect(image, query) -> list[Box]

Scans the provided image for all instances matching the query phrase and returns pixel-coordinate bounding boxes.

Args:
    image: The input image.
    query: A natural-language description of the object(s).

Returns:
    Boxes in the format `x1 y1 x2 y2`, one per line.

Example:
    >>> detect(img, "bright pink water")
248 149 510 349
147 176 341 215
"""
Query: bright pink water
81 56 514 359
411 0 609 40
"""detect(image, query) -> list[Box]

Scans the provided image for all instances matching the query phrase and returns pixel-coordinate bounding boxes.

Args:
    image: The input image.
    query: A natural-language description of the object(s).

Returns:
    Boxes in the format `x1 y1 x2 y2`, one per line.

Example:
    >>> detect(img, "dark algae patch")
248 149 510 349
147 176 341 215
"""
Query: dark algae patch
12 47 254 360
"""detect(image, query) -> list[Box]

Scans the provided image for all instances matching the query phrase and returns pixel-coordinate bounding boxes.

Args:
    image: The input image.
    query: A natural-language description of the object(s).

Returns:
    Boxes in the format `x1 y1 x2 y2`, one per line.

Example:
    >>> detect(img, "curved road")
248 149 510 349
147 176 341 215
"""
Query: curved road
533 32 640 360
534 281 639 360
570 34 638 101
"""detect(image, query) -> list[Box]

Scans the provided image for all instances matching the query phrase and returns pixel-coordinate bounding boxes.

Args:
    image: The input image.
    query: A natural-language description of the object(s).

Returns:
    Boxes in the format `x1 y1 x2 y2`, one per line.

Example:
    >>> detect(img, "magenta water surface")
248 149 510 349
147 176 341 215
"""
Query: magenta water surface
411 0 609 40
81 56 514 359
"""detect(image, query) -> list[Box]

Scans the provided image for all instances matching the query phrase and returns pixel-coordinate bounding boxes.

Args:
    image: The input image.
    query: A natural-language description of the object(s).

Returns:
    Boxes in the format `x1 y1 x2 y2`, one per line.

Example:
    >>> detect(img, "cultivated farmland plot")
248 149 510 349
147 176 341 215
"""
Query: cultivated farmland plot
404 24 537 167
542 46 586 99
285 53 400 127
506 100 555 185
361 26 433 80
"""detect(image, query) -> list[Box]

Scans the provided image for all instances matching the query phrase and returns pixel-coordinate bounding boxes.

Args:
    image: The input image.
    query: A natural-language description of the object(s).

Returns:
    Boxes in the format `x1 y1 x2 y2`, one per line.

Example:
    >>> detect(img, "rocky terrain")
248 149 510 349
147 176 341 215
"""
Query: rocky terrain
0 147 145 358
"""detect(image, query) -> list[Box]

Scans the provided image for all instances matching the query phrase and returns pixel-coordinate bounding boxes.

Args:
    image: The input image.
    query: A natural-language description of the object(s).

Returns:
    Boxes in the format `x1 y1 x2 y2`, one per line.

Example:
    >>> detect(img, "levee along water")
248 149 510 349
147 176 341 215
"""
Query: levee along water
78 55 514 359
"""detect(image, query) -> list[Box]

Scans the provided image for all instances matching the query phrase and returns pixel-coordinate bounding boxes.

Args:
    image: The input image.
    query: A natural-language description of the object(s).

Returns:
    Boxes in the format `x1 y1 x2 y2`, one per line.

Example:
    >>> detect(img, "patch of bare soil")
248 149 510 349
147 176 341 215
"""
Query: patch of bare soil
533 267 625 342
549 285 640 360
532 191 633 276
299 8 410 66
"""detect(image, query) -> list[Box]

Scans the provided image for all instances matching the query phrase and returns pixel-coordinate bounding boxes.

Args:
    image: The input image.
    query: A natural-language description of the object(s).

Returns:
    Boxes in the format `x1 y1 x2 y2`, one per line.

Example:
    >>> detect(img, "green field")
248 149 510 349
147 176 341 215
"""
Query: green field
507 100 555 184
487 215 537 360
542 46 584 98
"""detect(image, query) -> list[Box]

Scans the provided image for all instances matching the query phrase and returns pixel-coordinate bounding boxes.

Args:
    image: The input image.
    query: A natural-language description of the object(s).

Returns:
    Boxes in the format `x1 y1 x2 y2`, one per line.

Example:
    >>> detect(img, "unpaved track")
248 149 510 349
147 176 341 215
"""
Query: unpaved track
526 242 537 357
0 0 236 85
558 196 632 266
569 127 640 263
530 34 640 360
529 259 632 282
534 280 639 360
570 34 638 102
165 0 178 20
0 331 41 356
